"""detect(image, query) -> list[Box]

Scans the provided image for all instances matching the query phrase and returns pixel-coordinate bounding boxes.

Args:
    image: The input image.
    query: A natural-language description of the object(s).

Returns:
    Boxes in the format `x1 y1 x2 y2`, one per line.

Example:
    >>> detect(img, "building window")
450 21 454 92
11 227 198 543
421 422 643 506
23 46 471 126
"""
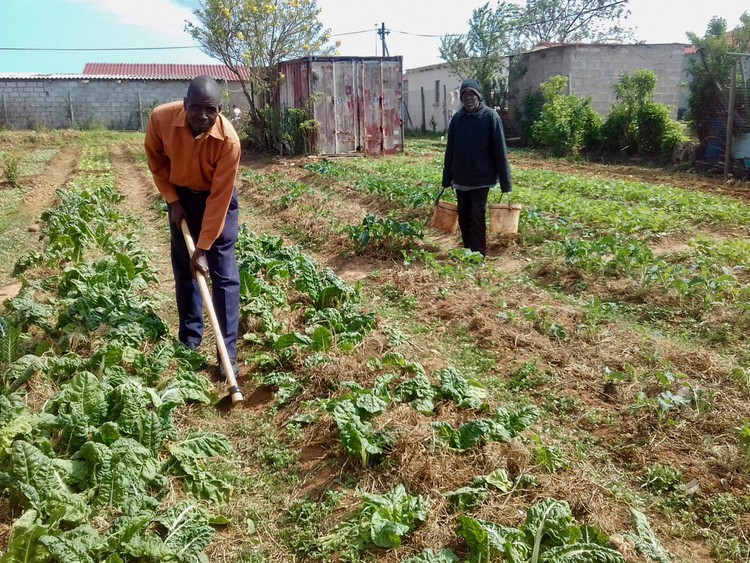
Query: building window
435 80 440 104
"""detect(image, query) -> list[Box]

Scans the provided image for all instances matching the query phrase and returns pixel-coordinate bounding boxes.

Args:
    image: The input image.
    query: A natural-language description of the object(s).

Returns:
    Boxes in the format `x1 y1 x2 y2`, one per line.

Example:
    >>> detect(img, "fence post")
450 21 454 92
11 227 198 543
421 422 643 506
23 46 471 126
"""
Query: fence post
420 86 426 133
137 91 144 131
1 93 6 127
724 59 737 179
443 84 448 131
68 92 75 128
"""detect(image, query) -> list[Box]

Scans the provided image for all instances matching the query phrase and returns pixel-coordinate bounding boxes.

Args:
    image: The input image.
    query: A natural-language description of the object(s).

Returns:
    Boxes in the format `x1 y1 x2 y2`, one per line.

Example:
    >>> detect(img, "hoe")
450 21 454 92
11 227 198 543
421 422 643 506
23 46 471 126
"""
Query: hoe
180 220 244 405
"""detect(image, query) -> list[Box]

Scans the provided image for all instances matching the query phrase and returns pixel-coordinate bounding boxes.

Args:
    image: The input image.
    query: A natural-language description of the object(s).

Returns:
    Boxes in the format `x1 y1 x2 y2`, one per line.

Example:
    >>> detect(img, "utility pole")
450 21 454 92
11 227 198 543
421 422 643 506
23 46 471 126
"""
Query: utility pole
376 22 390 57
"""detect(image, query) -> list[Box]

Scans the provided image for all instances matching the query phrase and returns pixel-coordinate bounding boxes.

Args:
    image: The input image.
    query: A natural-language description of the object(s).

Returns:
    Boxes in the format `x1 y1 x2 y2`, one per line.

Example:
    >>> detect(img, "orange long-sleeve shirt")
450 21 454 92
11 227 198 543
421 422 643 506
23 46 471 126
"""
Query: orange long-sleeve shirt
145 100 241 250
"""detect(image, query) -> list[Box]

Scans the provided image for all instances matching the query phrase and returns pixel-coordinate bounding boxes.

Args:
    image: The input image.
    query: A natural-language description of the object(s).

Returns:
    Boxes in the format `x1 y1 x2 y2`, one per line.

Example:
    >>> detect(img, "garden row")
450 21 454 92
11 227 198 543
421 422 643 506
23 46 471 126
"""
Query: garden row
226 139 749 561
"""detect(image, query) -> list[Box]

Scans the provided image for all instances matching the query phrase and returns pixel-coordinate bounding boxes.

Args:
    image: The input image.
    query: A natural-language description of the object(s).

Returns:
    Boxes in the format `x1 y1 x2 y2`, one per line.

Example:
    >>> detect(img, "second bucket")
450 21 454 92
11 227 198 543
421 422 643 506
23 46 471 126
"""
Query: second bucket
489 197 522 234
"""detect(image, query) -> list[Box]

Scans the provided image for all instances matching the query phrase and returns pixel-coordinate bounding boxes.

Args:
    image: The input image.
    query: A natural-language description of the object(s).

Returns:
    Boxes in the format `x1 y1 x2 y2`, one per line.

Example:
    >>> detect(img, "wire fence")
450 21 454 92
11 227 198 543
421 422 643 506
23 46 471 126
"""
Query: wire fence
701 54 750 177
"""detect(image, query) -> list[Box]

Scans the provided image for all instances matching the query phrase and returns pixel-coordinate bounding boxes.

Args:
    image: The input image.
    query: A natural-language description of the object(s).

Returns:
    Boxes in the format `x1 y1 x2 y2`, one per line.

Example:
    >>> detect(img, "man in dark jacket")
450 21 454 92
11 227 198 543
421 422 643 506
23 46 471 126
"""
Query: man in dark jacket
442 79 512 256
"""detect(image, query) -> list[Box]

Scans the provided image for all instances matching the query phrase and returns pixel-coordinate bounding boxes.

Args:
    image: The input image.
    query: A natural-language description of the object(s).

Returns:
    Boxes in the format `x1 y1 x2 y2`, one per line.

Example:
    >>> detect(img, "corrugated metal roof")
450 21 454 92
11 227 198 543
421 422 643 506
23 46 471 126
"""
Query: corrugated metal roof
82 63 248 80
0 73 101 80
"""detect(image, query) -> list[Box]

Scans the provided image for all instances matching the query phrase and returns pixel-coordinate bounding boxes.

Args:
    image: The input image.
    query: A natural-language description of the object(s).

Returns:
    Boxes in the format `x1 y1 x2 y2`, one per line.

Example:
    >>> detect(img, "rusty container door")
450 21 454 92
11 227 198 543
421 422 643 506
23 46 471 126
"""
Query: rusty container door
298 57 403 154
310 59 358 153
278 60 310 109
357 59 403 154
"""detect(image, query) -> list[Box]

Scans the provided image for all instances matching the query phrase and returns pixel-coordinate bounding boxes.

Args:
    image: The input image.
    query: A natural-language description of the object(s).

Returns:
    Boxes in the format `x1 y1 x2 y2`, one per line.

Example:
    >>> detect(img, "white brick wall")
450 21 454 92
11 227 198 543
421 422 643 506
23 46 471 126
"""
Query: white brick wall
509 43 691 122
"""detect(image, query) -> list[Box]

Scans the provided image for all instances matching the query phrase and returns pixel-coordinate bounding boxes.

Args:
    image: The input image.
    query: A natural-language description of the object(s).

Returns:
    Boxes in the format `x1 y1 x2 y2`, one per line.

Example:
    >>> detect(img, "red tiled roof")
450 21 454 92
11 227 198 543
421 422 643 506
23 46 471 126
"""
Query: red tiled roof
82 63 248 81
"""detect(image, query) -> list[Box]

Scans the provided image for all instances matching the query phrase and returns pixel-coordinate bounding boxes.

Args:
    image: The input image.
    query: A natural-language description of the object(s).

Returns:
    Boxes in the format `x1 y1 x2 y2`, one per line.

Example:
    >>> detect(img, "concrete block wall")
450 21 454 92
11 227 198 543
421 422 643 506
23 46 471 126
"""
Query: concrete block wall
0 78 248 130
509 43 690 122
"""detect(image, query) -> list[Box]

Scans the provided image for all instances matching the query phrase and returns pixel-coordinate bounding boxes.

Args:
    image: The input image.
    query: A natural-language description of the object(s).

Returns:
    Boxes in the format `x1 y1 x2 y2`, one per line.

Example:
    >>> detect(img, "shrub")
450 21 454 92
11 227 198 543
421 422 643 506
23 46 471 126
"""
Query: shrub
601 69 686 160
516 89 545 143
636 101 672 154
2 153 22 185
530 76 601 156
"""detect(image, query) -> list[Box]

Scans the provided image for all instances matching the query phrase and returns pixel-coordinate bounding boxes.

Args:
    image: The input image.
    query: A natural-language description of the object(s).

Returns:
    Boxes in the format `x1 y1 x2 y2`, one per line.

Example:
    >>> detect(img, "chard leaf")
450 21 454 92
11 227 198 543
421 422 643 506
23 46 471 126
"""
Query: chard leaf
310 325 332 352
444 486 489 511
483 468 514 492
623 508 672 563
139 410 170 454
95 421 120 446
526 499 575 559
0 322 22 365
3 354 44 392
438 367 487 409
165 433 233 504
157 501 214 557
170 432 233 458
9 441 54 502
395 374 437 414
92 438 164 508
39 534 95 563
361 485 428 549
457 515 522 563
0 413 35 453
402 549 459 563
0 509 50 563
540 542 624 562
496 405 541 436
44 488 91 524
45 371 106 427
161 369 212 409
355 393 388 416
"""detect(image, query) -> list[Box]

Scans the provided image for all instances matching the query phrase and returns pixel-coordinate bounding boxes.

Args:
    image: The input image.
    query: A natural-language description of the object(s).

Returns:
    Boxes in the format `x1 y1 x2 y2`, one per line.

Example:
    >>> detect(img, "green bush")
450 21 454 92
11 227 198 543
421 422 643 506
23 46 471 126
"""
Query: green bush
2 153 22 185
600 105 634 153
516 89 545 143
636 101 672 154
600 69 686 160
530 76 601 156
660 119 687 161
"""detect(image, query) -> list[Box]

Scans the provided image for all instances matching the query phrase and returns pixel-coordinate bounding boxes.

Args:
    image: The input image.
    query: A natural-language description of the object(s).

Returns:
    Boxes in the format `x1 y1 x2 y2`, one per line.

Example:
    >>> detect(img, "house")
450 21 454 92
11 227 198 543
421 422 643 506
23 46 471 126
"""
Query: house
402 62 461 133
0 63 248 130
507 43 691 124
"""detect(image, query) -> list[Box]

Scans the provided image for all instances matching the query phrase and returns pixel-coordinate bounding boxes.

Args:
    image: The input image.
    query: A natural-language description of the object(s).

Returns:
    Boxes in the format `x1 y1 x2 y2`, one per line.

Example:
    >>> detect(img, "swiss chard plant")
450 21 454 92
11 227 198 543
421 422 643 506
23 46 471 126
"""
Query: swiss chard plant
319 484 428 558
457 498 624 563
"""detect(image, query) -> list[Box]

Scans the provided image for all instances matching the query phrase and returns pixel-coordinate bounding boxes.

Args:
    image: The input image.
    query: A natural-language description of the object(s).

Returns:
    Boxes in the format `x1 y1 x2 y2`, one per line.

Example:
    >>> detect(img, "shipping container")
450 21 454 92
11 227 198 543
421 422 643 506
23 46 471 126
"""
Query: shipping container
277 56 403 155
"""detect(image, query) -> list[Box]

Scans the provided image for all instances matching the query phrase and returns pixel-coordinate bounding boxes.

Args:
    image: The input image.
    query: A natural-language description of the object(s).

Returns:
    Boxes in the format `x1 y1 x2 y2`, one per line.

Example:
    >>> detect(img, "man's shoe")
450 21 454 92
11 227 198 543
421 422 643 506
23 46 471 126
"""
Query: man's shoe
180 341 200 351
218 357 240 382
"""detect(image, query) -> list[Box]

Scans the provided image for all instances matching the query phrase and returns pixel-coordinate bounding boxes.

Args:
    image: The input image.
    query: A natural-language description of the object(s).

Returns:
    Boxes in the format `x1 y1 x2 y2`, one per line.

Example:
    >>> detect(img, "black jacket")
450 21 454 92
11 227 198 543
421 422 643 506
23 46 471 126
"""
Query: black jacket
442 104 512 192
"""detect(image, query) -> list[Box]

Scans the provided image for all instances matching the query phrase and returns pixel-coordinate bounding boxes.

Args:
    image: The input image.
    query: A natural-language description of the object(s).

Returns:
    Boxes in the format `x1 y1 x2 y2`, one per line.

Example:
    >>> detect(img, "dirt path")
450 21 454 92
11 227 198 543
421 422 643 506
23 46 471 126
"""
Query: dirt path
23 146 80 224
0 146 80 302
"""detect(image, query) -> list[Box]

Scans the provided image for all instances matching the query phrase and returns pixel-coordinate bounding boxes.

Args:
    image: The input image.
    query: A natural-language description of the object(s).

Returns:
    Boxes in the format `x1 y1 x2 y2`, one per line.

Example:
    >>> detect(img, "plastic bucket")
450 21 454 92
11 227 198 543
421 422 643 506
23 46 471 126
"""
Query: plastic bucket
489 203 522 234
431 200 458 233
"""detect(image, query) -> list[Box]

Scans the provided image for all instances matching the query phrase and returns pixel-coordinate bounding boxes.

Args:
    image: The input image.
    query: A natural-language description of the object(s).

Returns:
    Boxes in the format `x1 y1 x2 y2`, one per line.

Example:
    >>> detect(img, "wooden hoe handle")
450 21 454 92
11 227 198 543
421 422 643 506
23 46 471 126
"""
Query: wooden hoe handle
180 220 244 404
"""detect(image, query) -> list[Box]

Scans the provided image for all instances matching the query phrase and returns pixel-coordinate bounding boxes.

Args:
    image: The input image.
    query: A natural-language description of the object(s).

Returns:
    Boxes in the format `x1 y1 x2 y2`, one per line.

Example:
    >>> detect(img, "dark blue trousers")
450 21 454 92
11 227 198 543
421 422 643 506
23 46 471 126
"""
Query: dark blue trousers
456 187 490 256
168 187 240 360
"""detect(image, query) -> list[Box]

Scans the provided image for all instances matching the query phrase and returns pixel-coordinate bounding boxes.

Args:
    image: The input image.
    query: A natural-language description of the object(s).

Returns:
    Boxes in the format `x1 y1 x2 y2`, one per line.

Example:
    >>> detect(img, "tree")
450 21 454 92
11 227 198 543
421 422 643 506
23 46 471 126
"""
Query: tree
439 2 524 108
686 13 750 146
186 0 338 148
439 1 634 109
519 0 634 44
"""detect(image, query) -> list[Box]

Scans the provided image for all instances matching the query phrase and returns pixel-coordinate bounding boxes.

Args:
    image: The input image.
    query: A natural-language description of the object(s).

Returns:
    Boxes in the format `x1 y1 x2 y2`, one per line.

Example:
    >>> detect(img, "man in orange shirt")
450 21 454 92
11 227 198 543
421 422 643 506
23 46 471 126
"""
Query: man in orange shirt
145 75 241 380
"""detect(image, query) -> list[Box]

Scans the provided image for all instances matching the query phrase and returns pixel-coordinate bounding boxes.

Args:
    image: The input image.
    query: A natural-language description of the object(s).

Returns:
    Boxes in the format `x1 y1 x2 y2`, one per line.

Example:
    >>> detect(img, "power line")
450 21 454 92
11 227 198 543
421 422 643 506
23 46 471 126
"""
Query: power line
0 46 198 52
331 29 373 37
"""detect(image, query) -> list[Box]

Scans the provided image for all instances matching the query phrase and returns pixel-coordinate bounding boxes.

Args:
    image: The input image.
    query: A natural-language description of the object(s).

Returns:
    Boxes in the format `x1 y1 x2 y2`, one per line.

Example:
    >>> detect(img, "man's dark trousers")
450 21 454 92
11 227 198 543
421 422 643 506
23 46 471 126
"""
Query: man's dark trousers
168 187 240 360
456 187 490 256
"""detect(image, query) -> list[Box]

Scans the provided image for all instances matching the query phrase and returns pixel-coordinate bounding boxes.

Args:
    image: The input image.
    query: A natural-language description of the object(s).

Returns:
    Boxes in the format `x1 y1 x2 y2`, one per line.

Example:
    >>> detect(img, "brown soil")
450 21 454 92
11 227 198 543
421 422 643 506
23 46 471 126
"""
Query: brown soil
4 138 748 563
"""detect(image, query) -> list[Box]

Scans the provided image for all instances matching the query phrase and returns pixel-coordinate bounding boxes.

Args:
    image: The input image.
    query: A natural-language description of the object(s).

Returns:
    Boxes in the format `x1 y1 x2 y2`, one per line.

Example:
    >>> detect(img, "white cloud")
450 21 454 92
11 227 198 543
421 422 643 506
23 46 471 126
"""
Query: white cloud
69 0 198 42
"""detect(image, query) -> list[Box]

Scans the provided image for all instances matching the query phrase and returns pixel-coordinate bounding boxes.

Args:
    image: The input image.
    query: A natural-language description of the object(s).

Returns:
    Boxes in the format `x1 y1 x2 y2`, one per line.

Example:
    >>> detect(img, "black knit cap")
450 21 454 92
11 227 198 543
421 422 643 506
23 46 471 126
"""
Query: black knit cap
460 79 482 100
